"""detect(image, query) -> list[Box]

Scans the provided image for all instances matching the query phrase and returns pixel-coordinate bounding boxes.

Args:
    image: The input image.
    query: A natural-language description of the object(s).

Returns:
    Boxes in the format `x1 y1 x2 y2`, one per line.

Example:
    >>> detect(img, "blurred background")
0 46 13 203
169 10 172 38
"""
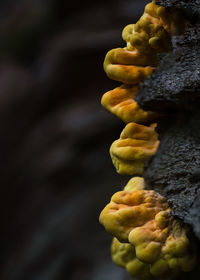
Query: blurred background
0 1 149 279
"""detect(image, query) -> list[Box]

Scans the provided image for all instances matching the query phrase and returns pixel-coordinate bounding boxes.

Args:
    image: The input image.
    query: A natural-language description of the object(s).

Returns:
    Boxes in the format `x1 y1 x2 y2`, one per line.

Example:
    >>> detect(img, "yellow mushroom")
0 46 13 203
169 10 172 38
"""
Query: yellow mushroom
103 47 156 84
100 178 196 279
101 84 158 124
112 238 153 280
111 236 136 268
102 2 186 124
110 122 159 175
99 184 168 242
103 2 185 85
123 176 146 192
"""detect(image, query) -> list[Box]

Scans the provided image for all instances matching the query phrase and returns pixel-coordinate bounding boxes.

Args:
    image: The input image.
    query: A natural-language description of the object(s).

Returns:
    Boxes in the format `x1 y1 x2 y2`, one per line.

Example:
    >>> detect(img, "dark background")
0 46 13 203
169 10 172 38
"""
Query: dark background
0 1 149 280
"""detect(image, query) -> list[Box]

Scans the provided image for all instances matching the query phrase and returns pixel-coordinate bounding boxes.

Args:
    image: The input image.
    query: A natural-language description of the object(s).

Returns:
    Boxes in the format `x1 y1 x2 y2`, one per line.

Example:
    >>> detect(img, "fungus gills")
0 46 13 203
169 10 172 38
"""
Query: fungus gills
99 1 196 279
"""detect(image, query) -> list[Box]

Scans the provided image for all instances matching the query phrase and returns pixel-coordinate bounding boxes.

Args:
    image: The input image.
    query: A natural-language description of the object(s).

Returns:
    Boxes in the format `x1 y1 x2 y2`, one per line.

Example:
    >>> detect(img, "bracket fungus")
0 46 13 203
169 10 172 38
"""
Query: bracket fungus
99 1 196 279
102 1 185 125
101 85 157 124
110 122 159 175
100 178 196 279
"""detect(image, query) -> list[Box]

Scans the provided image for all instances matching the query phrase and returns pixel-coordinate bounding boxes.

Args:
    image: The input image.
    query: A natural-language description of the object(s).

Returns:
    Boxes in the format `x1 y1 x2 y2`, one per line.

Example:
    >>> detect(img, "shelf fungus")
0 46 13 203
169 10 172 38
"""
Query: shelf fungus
110 122 159 175
102 1 185 124
101 85 157 124
99 1 195 279
99 178 196 280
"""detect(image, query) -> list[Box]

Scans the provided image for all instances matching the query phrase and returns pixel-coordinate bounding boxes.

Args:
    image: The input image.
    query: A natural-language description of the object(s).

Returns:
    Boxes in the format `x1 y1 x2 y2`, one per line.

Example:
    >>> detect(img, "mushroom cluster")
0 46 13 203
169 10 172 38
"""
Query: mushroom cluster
100 178 196 280
99 1 196 279
101 1 186 176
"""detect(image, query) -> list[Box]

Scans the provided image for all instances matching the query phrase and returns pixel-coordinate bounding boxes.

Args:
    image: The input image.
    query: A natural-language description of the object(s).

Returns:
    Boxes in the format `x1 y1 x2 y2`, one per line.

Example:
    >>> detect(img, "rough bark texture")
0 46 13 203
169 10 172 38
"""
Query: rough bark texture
145 116 200 236
155 0 200 17
136 24 200 113
136 0 200 243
